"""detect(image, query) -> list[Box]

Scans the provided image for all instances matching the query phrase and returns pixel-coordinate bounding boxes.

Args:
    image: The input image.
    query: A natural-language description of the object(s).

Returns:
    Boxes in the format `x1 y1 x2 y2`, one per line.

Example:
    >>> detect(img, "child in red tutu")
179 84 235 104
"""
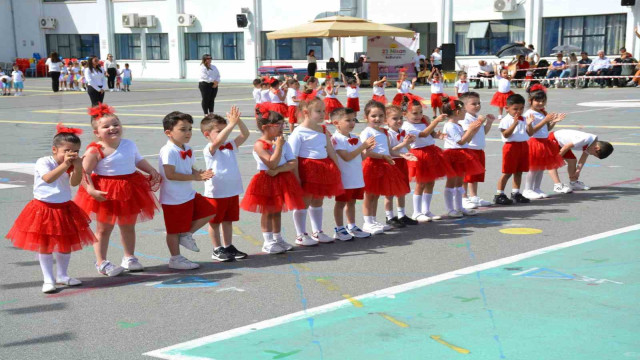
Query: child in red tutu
288 98 344 245
158 111 216 270
285 78 300 133
342 72 361 120
268 78 288 118
522 87 567 200
260 77 271 105
359 100 412 234
200 107 250 262
372 76 388 105
428 68 448 117
490 67 514 119
401 95 448 222
330 108 376 240
384 105 418 228
392 68 418 106
75 104 161 277
495 94 534 205
322 76 343 120
7 125 95 293
440 97 486 217
241 108 306 253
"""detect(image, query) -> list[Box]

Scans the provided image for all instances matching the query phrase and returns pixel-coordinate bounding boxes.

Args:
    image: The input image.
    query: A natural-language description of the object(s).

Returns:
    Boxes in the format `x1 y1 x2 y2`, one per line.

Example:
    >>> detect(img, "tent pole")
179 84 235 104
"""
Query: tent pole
338 37 342 85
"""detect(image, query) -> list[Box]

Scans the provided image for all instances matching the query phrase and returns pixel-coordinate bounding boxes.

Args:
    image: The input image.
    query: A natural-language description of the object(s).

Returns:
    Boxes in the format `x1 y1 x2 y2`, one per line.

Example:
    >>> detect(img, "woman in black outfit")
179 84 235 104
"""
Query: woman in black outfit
105 54 117 91
45 52 63 92
85 56 105 106
198 54 220 114
307 50 317 78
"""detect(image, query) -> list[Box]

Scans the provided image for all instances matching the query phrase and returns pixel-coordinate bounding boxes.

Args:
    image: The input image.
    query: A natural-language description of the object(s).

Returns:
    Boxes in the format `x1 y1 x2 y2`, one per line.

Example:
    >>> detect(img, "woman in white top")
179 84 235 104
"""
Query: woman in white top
84 56 105 106
199 54 221 115
430 47 442 72
45 52 64 92
104 54 117 91
307 50 317 78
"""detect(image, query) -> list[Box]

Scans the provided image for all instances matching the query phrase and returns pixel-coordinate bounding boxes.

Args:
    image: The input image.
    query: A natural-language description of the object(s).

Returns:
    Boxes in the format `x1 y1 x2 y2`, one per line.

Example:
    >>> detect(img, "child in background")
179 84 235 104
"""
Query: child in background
331 108 375 240
122 63 132 92
322 76 343 120
384 105 418 227
268 78 288 119
158 111 217 270
299 76 321 102
66 64 76 91
454 71 469 98
372 76 387 105
427 67 448 117
80 61 88 91
11 64 25 96
260 77 272 105
59 64 68 91
252 78 263 118
73 62 82 91
392 68 418 106
286 78 300 133
6 124 94 293
115 64 122 92
490 67 514 119
343 73 361 120
243 107 306 253
0 75 10 96
495 94 534 205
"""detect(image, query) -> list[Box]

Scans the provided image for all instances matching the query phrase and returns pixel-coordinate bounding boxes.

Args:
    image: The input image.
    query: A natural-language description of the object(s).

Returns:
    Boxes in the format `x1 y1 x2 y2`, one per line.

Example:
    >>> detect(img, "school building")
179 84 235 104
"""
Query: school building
1 0 638 81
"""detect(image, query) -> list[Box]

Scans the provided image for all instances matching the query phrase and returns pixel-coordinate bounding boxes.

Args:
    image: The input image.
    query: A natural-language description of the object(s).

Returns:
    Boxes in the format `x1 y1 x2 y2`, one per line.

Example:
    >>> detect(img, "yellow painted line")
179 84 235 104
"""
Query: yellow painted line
292 263 311 272
430 335 471 354
231 225 262 246
315 278 340 291
378 313 409 328
342 294 364 308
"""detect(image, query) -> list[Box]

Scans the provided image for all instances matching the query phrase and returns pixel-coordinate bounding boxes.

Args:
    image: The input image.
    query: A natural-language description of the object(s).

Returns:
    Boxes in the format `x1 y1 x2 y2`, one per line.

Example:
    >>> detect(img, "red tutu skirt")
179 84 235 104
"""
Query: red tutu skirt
240 171 306 213
372 95 387 105
394 157 410 188
323 98 343 119
6 200 95 253
75 172 160 225
269 103 288 117
408 145 451 183
298 157 344 198
463 149 486 183
392 92 425 107
528 137 566 171
346 97 360 112
490 91 514 108
430 93 447 108
443 149 485 177
362 157 411 196
287 105 298 124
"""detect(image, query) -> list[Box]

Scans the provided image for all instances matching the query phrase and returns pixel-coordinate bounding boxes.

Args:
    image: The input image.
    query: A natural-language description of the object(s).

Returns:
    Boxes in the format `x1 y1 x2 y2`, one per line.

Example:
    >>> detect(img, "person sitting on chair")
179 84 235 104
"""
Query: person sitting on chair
584 50 612 88
475 60 495 89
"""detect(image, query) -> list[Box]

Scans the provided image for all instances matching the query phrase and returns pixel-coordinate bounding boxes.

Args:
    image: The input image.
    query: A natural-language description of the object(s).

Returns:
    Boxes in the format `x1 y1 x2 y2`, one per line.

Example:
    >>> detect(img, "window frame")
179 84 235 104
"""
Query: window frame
45 34 100 59
261 33 324 60
453 19 525 56
542 14 627 57
115 33 142 60
184 32 245 61
145 33 169 60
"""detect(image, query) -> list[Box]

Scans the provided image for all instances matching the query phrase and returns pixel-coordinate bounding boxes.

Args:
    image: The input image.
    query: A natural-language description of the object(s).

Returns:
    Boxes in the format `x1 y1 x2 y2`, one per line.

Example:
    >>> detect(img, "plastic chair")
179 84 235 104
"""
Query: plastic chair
33 53 41 61
25 62 36 78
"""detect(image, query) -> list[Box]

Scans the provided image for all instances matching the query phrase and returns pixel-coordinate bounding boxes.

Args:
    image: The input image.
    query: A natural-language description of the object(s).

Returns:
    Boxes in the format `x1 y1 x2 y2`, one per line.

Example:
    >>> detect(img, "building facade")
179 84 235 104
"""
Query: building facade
1 0 638 81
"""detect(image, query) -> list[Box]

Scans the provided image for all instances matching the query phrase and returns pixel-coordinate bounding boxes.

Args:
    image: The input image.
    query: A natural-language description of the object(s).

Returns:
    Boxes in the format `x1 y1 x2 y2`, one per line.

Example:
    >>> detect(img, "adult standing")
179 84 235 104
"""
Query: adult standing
45 52 63 92
307 50 317 78
198 54 220 115
84 56 105 106
104 54 117 92
413 49 426 79
430 47 442 72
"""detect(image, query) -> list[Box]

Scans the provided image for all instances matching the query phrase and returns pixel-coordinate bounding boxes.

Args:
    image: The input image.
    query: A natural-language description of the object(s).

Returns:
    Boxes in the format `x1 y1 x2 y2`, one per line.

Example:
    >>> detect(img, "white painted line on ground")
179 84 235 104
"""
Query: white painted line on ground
143 223 640 359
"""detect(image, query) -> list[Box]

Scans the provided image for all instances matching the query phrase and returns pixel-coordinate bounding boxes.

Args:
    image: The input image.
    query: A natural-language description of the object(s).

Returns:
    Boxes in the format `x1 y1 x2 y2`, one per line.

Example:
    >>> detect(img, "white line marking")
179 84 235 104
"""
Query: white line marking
143 224 640 359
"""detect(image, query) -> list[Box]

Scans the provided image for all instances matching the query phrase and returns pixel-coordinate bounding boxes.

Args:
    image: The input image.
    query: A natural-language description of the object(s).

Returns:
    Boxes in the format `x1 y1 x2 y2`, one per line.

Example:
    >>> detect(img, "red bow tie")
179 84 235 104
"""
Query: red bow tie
433 81 440 84
321 125 327 134
582 145 588 151
348 137 359 145
460 81 467 83
518 116 525 121
382 128 388 135
540 109 547 116
397 130 406 141
219 143 233 151
421 117 428 125
180 149 192 159
66 165 74 174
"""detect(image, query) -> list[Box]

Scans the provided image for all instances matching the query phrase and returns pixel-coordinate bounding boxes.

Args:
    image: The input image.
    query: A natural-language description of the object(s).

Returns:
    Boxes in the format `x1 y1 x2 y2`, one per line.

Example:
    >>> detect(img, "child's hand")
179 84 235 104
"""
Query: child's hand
403 133 416 144
275 136 285 148
551 113 566 124
71 154 83 169
435 130 446 140
543 112 557 124
227 106 241 124
485 114 496 123
88 188 108 202
526 114 535 126
266 169 279 177
401 152 417 162
433 114 447 123
411 77 417 83
470 119 483 129
363 136 376 149
381 76 387 82
195 169 214 181
63 151 79 167
149 169 161 183
383 155 395 165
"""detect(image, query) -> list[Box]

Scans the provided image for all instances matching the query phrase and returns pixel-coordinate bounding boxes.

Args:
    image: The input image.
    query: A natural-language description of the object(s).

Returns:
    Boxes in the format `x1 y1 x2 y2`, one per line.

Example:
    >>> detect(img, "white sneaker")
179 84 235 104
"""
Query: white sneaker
121 256 144 272
262 241 286 254
109 89 114 92
522 189 543 200
462 198 478 209
460 208 477 216
373 221 392 231
424 212 442 221
274 236 294 251
412 213 431 223
362 223 384 235
447 210 464 218
56 277 82 286
472 197 493 207
179 233 200 252
168 255 199 270
553 183 573 194
295 233 319 246
42 283 56 293
534 189 549 198
570 180 591 191
347 225 371 238
333 227 354 241
312 231 335 243
96 260 124 277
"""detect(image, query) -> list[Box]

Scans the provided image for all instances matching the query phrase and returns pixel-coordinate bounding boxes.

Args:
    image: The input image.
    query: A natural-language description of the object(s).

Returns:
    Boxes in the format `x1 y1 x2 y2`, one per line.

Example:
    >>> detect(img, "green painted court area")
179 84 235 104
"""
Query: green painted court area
151 228 640 360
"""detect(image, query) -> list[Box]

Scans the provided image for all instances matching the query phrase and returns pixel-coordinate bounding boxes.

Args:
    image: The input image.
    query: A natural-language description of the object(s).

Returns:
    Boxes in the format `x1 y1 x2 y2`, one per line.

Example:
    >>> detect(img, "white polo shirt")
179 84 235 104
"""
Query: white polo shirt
454 80 469 94
398 80 412 94
430 81 444 94
260 89 271 103
359 127 390 156
346 86 359 98
33 156 72 204
443 122 467 149
253 88 261 104
496 74 511 93
269 89 284 104
158 141 196 205
523 109 549 139
499 114 529 142
288 126 328 159
286 88 298 106
373 85 385 96
401 121 435 148
460 113 485 150
387 128 409 157
552 129 597 151
202 141 243 199
331 131 365 189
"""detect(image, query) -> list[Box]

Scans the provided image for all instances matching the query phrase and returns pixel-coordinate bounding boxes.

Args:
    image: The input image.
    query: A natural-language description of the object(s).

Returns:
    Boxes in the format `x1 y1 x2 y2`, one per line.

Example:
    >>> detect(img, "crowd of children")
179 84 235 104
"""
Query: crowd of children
5 69 616 294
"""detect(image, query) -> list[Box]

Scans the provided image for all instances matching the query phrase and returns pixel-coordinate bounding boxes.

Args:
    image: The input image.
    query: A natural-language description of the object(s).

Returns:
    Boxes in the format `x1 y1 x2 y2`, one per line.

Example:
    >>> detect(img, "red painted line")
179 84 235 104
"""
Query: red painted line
608 177 640 186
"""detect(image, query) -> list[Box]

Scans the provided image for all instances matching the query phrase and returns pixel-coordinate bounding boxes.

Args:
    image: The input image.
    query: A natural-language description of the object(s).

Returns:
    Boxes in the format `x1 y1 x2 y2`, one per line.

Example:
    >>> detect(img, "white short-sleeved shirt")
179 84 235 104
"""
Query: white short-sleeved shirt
202 141 243 198
454 80 469 94
499 114 529 142
431 81 444 94
325 87 337 99
460 113 485 150
286 88 298 106
260 89 271 103
288 126 328 159
443 122 467 149
496 74 511 93
401 121 435 148
359 127 390 156
122 69 132 78
12 70 24 82
45 59 63 72
552 129 597 151
373 85 385 96
252 142 295 170
33 156 72 203
253 88 262 104
431 51 442 65
398 80 412 94
523 109 549 139
60 67 68 75
158 141 196 205
331 131 365 189
93 139 143 176
269 89 284 104
413 54 426 68
387 128 408 157
346 86 359 98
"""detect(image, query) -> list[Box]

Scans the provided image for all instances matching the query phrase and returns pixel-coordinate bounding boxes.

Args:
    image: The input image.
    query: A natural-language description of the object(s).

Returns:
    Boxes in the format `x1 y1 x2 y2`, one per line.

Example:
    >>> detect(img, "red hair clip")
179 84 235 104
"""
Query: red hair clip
398 67 408 73
256 104 271 119
56 123 83 135
88 103 115 119
529 84 546 93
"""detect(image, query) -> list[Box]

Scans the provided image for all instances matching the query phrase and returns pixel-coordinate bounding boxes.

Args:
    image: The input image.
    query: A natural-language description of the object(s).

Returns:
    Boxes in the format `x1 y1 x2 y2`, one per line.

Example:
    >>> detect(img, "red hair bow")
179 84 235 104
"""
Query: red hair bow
326 74 332 79
397 130 406 140
398 67 408 73
299 90 317 102
529 84 546 93
88 103 115 119
257 104 271 119
404 93 423 111
56 123 83 135
347 137 359 145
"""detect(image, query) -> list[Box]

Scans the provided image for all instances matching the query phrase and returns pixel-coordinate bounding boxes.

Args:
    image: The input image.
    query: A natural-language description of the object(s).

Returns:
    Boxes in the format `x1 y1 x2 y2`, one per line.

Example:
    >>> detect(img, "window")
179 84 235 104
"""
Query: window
115 34 141 60
185 33 244 60
261 33 324 60
146 33 169 60
46 34 100 59
542 14 626 56
454 20 524 56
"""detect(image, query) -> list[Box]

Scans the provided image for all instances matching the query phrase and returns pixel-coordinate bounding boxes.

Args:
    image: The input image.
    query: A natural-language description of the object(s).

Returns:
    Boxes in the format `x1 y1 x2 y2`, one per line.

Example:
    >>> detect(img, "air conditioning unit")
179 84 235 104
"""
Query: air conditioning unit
177 14 196 27
122 13 138 28
39 17 57 30
494 0 518 12
138 15 156 28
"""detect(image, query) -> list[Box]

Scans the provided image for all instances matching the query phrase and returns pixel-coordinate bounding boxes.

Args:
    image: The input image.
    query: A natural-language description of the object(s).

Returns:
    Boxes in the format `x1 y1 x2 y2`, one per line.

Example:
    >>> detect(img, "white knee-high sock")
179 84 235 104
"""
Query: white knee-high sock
421 193 432 214
534 171 545 191
454 187 465 211
55 253 71 281
292 209 307 236
412 194 422 216
444 188 455 212
38 254 55 284
524 171 536 191
308 206 323 233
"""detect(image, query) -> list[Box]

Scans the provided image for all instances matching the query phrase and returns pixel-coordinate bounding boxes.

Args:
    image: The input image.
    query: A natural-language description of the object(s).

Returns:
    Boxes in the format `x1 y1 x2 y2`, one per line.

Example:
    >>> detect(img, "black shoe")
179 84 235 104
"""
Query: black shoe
487 86 493 89
226 244 248 259
386 216 406 228
398 215 418 225
212 247 235 262
493 193 513 205
511 192 531 204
